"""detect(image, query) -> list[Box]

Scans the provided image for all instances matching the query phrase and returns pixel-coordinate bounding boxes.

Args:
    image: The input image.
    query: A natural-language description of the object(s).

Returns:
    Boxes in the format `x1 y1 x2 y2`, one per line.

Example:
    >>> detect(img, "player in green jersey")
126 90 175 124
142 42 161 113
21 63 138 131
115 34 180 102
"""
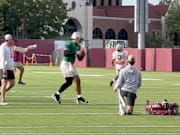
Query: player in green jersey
52 31 88 104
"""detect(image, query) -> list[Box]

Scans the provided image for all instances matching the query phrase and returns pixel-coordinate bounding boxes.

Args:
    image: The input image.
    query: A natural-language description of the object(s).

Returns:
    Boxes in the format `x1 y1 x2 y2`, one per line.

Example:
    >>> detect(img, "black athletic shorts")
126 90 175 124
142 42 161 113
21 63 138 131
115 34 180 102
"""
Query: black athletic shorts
0 70 15 80
120 90 137 106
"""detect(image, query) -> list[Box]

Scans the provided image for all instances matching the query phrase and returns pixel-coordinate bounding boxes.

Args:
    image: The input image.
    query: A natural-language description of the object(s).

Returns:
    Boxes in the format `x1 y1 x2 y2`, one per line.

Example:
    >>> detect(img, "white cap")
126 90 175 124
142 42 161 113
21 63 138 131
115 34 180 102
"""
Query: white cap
71 32 82 40
4 34 13 41
128 55 135 62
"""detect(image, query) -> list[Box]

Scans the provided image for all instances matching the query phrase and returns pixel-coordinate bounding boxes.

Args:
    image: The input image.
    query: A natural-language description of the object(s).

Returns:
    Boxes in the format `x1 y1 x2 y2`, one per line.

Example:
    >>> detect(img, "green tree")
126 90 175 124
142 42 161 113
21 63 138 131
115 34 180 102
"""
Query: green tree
166 1 180 46
159 0 172 5
166 3 180 33
0 0 6 37
0 0 68 39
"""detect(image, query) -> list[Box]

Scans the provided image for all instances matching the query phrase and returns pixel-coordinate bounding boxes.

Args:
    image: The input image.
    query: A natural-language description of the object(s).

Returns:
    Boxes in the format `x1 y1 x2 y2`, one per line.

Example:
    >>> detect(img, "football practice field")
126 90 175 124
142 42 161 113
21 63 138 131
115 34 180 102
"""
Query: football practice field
0 66 180 134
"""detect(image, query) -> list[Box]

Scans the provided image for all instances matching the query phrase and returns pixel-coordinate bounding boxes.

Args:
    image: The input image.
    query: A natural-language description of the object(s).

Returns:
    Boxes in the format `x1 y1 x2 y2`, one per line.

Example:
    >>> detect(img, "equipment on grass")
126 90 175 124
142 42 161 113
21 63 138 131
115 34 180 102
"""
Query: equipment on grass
145 99 179 115
23 53 52 67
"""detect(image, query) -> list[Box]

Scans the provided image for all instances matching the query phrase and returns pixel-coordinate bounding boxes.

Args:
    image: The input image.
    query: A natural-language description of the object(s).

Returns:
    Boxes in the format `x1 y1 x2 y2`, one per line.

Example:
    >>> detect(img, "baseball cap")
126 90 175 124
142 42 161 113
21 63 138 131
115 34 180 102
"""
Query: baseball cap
128 55 135 62
4 34 13 41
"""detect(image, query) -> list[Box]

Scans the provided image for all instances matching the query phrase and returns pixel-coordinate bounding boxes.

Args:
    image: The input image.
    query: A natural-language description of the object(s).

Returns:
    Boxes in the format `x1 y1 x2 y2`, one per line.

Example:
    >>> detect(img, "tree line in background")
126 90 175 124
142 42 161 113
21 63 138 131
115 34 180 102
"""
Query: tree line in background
146 0 180 48
0 0 67 39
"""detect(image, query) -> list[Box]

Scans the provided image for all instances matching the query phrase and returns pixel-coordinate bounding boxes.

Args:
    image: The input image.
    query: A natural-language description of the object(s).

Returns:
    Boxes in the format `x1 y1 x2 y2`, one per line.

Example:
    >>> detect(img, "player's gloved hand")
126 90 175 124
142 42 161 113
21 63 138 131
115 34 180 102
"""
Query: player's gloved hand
110 78 115 87
109 80 114 87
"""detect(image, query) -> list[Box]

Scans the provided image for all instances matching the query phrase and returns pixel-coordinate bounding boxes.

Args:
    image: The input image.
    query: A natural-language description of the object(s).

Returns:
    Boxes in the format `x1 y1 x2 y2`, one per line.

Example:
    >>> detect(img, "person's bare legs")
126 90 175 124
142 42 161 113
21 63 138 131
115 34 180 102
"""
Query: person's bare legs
74 75 88 104
17 66 25 84
74 76 81 95
127 105 134 115
0 79 15 104
0 79 7 103
5 79 15 92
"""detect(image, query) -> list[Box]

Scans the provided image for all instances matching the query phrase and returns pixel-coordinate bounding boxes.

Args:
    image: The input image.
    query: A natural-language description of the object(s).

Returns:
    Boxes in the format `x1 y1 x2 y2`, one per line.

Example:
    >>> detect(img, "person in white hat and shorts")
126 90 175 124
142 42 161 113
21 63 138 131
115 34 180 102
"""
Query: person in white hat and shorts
0 34 15 105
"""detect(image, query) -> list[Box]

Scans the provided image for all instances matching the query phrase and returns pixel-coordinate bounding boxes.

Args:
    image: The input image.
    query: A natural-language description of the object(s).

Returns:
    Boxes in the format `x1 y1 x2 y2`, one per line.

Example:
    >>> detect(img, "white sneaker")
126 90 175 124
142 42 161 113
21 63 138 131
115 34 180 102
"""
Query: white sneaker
0 102 8 106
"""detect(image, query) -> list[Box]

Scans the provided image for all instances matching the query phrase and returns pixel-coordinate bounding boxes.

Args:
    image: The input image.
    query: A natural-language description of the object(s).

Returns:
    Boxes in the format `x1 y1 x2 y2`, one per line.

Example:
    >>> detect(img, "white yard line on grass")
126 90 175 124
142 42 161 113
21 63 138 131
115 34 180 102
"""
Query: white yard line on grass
0 133 179 135
142 78 162 81
32 71 165 79
173 84 180 85
0 125 180 129
35 72 108 77
0 112 117 115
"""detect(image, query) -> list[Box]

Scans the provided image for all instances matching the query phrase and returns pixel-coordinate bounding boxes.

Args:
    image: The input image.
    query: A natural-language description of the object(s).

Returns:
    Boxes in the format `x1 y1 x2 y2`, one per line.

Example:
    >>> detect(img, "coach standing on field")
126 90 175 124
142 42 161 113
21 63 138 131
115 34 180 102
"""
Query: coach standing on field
0 34 15 105
114 55 142 115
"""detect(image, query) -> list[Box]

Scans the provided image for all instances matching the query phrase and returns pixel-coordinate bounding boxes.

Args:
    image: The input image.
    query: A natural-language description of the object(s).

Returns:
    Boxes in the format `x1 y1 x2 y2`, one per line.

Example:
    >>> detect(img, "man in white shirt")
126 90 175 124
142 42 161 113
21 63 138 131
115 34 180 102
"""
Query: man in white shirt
0 34 15 105
112 44 128 74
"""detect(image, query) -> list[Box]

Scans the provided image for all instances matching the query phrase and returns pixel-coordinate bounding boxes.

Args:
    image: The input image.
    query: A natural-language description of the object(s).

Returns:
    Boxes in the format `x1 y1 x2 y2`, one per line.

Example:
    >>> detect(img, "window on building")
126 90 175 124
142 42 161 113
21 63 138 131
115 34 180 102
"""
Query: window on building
93 0 96 7
105 28 115 39
108 0 112 6
93 28 103 39
64 19 77 37
101 0 104 6
116 0 119 6
118 29 128 40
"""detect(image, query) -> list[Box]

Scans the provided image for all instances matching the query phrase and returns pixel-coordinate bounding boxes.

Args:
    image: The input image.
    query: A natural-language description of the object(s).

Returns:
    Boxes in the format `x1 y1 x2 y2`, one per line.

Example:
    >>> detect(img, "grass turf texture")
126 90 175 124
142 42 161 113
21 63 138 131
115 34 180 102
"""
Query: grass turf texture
0 66 180 134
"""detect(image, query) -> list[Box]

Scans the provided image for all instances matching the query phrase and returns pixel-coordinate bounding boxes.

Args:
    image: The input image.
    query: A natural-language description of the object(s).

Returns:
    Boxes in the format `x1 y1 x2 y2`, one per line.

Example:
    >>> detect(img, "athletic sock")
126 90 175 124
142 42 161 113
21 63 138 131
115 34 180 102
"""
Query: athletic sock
77 95 82 98
56 91 60 95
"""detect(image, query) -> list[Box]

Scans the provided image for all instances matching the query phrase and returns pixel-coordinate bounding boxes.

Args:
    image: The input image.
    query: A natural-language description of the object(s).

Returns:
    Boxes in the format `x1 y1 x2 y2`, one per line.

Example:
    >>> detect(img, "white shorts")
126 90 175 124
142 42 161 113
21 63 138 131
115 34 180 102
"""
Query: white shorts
60 60 79 78
14 62 23 69
115 64 126 75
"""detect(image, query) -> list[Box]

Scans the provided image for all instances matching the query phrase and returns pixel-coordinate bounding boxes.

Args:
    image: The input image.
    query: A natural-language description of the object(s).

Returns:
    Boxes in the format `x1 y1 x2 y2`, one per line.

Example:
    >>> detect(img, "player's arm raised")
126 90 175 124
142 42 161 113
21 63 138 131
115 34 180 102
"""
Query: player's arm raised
13 44 37 53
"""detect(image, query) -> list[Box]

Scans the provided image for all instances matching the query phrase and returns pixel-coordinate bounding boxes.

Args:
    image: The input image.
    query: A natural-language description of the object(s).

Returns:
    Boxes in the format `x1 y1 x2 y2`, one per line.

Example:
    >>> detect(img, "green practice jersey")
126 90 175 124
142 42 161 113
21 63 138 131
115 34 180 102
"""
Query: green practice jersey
63 40 80 64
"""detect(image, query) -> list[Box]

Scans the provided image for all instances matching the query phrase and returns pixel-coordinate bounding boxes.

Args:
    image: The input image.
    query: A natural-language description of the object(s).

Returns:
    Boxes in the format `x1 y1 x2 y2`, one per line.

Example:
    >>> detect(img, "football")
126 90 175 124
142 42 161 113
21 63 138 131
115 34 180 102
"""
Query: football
77 49 85 61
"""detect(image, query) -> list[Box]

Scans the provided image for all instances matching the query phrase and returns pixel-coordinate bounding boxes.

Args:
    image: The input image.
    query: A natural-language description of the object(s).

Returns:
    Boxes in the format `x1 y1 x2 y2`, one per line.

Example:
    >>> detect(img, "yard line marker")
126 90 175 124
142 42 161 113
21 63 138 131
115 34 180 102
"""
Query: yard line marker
143 78 162 81
0 133 179 135
0 125 180 129
0 112 117 115
173 84 180 85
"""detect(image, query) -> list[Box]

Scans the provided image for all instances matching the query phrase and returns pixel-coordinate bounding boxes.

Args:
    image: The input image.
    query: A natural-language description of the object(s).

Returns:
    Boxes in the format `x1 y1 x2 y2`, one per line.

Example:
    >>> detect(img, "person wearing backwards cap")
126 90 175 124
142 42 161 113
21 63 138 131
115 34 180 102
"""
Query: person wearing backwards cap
0 34 15 105
114 55 142 115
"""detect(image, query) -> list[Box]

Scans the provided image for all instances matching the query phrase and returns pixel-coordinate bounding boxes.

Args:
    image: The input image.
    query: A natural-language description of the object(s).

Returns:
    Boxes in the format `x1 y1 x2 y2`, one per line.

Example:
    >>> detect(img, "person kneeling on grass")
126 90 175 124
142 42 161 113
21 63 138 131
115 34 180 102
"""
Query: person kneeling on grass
52 31 88 104
113 55 142 115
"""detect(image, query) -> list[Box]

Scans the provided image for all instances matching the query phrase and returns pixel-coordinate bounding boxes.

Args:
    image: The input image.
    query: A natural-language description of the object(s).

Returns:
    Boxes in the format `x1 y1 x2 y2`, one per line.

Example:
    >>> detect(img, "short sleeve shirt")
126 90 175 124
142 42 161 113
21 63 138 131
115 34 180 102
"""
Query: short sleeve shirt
63 41 80 64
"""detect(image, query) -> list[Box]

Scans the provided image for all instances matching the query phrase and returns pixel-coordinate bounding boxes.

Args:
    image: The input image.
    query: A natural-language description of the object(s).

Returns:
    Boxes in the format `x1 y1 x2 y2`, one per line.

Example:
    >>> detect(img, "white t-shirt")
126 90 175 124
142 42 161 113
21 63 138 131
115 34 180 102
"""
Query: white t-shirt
112 50 128 72
0 42 14 70
112 50 128 63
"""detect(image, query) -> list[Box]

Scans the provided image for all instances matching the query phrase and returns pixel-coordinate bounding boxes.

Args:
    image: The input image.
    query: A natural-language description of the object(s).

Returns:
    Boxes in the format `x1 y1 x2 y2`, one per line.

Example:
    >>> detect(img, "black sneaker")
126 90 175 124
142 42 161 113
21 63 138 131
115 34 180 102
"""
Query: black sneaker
52 93 61 104
76 97 88 104
18 81 26 85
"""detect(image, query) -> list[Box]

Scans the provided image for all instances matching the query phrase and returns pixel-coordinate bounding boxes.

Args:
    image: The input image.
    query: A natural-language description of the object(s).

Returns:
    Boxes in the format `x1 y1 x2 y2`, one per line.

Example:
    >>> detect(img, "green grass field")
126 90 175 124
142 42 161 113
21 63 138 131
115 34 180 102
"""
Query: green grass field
0 66 180 134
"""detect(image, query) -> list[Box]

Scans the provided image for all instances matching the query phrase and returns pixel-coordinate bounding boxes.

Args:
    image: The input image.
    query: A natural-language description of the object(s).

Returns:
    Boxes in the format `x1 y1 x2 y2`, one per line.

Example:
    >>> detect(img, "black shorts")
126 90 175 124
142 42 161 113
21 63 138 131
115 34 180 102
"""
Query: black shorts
0 70 15 80
120 90 137 106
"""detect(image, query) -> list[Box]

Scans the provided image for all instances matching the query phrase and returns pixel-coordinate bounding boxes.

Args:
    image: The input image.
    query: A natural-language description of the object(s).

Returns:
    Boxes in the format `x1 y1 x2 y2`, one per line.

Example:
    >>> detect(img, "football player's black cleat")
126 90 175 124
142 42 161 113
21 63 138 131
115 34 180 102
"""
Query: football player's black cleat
76 96 88 104
52 93 61 104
